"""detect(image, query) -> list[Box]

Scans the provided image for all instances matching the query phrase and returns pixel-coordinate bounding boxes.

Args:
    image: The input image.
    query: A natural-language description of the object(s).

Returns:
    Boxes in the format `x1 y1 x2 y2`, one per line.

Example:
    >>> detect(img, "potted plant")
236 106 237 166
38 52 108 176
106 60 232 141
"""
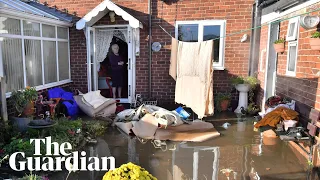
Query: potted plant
273 38 285 53
215 92 231 112
310 31 320 50
9 86 38 132
231 76 259 114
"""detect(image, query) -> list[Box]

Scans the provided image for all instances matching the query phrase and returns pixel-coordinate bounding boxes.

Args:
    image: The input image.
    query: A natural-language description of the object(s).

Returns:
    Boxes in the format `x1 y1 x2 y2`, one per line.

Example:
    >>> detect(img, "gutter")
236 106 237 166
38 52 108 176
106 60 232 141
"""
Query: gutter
148 0 152 98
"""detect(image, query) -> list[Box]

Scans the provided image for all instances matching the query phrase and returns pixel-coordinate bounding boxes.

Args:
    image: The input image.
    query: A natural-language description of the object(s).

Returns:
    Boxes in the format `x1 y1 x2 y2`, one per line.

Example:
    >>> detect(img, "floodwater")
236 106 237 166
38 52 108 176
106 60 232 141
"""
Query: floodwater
50 118 312 180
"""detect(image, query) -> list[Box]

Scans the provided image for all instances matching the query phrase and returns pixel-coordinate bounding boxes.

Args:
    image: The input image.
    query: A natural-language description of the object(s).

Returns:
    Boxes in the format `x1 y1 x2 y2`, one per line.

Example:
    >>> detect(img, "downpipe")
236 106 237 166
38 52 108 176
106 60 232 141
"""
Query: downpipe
148 0 152 98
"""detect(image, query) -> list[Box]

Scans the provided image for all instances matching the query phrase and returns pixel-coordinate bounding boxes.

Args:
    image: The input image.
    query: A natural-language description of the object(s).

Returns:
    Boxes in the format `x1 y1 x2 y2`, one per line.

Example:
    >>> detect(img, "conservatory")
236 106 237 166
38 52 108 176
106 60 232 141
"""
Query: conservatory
0 0 73 97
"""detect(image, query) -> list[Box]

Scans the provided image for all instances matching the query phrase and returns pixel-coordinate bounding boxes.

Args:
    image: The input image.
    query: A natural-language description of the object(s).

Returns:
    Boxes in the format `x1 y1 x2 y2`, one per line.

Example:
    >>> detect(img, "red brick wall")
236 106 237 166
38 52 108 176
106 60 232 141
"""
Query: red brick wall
41 0 254 103
257 25 268 107
258 2 320 120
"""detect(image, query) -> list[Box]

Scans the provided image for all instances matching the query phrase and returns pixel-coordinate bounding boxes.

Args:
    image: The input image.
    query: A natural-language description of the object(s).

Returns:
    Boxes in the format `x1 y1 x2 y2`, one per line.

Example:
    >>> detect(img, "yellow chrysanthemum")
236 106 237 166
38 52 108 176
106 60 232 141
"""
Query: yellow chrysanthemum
102 162 157 180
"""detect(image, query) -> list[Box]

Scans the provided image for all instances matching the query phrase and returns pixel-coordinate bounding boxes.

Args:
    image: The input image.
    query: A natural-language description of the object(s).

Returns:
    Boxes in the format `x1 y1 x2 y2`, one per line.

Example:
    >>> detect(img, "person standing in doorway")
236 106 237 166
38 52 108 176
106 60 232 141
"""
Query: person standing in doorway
109 44 124 99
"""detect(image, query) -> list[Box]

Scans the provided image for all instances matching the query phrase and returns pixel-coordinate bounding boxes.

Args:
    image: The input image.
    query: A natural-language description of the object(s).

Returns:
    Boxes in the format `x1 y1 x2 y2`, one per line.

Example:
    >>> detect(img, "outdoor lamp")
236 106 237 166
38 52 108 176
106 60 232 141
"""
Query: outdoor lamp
109 11 115 22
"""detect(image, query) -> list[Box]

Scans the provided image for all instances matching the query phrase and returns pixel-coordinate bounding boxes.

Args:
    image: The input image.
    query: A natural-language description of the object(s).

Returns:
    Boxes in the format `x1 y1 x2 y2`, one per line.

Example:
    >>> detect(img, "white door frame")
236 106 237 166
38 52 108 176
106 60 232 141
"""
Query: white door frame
86 24 135 103
262 21 279 111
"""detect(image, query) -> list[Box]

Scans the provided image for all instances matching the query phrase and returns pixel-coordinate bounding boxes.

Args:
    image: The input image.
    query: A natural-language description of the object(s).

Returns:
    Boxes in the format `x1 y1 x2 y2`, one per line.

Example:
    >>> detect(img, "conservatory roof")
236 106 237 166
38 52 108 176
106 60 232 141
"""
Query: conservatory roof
76 0 143 30
0 0 72 26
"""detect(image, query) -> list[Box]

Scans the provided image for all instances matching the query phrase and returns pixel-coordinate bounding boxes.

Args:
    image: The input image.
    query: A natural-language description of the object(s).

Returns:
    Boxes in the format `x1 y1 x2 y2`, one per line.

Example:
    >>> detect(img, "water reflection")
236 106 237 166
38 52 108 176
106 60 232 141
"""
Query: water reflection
49 120 311 180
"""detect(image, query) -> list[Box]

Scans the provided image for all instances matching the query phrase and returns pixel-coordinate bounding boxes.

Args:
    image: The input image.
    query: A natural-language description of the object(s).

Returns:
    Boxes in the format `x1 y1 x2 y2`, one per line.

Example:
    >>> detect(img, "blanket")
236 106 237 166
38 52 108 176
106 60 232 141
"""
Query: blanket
174 40 214 119
82 90 112 109
254 107 299 128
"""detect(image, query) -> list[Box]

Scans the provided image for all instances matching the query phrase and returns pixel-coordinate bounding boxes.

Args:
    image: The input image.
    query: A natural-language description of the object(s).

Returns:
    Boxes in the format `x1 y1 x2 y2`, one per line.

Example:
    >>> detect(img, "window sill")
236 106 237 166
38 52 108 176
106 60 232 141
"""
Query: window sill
285 72 296 77
213 66 225 70
6 79 73 98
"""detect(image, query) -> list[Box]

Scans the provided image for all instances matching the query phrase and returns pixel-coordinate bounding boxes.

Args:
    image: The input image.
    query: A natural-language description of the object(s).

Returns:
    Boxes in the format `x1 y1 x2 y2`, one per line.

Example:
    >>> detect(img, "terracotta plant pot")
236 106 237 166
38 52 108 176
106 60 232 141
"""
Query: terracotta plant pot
220 100 230 111
23 101 34 117
273 43 285 53
309 38 320 50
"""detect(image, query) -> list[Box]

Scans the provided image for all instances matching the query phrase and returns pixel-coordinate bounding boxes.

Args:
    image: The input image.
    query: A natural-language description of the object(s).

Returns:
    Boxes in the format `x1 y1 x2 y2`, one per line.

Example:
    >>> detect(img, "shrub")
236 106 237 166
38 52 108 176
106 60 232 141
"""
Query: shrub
274 38 285 44
311 31 320 38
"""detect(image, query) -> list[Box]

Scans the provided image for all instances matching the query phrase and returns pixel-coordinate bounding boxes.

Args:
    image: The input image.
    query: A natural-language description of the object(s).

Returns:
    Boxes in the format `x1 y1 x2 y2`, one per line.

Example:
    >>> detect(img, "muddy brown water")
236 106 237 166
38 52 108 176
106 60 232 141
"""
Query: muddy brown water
46 118 314 180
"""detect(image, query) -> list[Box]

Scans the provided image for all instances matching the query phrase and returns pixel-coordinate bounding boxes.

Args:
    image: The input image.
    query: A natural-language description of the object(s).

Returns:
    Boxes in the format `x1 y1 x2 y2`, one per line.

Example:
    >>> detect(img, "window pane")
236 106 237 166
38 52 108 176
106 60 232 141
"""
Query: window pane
178 24 198 42
204 25 221 62
23 20 40 36
57 27 68 39
25 40 42 86
288 23 295 37
0 17 21 35
43 41 57 83
1 38 23 92
42 24 55 38
58 42 69 80
288 45 297 72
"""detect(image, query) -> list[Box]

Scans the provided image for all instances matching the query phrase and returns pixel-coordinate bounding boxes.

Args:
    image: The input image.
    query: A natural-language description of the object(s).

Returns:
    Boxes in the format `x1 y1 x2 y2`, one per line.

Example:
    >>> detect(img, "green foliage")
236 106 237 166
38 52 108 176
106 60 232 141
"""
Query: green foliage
215 92 231 112
231 76 259 87
103 162 157 180
9 87 38 117
83 121 107 138
2 137 36 157
247 103 260 114
18 172 47 180
48 118 84 147
311 31 320 38
274 38 285 44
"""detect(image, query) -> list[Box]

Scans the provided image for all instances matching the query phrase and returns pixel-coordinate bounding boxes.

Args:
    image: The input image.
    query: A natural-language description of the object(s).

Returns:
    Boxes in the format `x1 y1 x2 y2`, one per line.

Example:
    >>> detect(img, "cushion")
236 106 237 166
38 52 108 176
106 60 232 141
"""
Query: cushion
74 95 116 117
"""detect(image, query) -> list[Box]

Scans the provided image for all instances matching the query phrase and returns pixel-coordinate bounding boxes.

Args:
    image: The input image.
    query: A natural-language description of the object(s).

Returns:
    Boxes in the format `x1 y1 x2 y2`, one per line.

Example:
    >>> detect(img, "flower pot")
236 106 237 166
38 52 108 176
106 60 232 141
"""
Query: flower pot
23 101 34 117
11 116 31 132
220 100 230 111
273 43 285 53
309 38 320 50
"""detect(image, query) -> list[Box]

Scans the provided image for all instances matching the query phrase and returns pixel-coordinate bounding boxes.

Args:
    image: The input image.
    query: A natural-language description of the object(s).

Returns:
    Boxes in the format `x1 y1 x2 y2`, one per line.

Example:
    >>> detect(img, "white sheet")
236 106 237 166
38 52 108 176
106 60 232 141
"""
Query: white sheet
175 40 214 119
82 90 112 109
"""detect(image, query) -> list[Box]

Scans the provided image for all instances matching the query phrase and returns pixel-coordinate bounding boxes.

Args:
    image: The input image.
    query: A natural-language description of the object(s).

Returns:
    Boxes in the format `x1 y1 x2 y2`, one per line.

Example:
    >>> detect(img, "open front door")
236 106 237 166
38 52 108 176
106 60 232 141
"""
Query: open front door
127 27 134 103
86 27 98 92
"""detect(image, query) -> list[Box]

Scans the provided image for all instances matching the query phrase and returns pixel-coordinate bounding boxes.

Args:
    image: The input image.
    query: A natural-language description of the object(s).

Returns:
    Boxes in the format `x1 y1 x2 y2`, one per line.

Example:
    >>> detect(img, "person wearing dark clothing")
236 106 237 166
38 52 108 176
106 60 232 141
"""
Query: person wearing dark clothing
109 44 124 98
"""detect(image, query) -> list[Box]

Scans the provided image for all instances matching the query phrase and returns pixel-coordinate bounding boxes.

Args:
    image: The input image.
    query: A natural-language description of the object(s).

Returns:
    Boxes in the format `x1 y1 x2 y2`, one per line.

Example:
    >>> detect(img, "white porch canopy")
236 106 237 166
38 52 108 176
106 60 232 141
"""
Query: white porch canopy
76 0 143 30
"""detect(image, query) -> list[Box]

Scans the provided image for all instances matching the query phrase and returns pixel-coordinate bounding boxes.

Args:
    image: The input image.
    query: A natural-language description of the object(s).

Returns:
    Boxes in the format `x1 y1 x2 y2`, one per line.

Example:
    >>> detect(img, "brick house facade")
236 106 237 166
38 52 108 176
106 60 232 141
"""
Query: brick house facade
257 0 320 124
39 0 254 104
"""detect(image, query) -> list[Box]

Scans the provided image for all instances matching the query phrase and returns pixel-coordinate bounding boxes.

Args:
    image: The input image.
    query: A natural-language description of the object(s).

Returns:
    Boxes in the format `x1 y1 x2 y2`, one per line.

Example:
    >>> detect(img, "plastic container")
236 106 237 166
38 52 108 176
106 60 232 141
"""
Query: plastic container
283 120 298 131
175 107 190 120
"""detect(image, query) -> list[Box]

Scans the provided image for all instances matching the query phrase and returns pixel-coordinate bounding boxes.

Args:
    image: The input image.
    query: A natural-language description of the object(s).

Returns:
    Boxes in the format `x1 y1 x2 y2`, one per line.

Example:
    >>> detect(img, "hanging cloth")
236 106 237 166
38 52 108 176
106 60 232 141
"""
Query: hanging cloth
174 39 214 119
169 37 178 80
113 30 127 42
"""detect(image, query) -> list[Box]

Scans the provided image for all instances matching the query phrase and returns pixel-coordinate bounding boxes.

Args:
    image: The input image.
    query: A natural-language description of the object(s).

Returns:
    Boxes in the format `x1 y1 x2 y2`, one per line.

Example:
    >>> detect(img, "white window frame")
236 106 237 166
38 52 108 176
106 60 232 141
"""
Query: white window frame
286 41 298 76
175 20 226 70
286 16 299 41
0 16 71 97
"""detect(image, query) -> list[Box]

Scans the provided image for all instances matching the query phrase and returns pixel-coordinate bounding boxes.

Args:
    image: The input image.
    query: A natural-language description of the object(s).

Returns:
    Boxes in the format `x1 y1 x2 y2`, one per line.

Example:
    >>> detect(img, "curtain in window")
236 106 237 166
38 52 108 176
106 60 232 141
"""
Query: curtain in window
1 38 24 92
43 41 57 83
95 29 114 72
25 39 42 87
0 17 21 35
58 42 69 80
95 29 114 63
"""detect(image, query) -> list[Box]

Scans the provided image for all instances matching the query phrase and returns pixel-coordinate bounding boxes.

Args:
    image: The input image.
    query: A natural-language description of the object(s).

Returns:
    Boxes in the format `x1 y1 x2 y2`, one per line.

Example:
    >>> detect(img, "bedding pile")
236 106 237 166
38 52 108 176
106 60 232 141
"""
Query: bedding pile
114 105 220 142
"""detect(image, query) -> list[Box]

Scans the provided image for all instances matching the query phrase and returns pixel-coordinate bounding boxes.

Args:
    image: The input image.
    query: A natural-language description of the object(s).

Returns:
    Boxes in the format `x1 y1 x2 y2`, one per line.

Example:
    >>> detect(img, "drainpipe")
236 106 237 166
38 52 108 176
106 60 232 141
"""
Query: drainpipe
148 0 152 98
249 0 263 76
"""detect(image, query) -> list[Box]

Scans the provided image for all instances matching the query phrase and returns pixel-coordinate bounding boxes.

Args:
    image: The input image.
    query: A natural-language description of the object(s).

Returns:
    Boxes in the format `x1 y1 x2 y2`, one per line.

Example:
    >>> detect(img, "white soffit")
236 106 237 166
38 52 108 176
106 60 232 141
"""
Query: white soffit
76 0 143 30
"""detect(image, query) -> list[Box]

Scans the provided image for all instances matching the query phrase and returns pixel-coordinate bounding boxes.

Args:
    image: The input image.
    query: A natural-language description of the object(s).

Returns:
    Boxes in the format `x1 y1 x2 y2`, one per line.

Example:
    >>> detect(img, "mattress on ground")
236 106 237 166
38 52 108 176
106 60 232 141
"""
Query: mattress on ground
74 95 116 117
115 116 220 142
